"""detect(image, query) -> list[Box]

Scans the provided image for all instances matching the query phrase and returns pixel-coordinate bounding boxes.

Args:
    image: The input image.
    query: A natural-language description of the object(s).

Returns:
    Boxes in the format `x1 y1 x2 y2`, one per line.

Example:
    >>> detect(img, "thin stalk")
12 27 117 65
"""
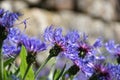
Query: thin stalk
35 55 52 78
0 40 3 80
22 63 32 80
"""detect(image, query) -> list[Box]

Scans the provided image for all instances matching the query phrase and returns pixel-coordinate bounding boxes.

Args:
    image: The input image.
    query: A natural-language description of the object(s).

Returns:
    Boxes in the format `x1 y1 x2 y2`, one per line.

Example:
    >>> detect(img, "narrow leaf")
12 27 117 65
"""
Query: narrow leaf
4 58 15 67
56 64 66 80
53 64 66 80
20 46 34 80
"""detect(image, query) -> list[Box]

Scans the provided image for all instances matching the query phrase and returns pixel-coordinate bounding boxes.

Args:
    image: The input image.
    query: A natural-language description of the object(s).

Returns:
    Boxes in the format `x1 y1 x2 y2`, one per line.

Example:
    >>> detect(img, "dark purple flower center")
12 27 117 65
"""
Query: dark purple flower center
89 66 110 80
78 46 88 58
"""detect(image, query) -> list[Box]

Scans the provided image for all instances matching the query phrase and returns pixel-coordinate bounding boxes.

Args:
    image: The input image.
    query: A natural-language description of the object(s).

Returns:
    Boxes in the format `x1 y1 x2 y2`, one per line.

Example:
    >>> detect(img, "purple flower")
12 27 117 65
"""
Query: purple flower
44 26 65 47
2 39 21 58
108 64 120 80
1 27 22 58
0 10 21 28
7 27 22 44
93 37 103 48
0 9 21 40
105 40 120 56
22 36 46 54
105 40 120 63
65 30 80 45
105 40 116 54
65 32 93 60
44 26 68 57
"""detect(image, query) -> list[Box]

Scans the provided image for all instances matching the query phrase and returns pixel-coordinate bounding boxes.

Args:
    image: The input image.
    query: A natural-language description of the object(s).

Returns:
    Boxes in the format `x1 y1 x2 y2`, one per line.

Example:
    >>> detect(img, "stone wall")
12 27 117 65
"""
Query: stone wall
0 0 120 42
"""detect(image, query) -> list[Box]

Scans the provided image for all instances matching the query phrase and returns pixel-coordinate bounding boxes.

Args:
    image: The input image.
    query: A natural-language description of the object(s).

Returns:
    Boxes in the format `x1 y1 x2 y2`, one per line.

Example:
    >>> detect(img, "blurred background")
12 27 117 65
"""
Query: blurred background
0 0 120 42
1 0 120 79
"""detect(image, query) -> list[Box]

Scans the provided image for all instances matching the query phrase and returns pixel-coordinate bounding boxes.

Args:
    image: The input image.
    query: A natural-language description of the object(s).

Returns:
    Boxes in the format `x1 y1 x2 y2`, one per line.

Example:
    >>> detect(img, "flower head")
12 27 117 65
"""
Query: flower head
108 64 120 80
0 9 21 40
93 37 103 48
22 36 46 55
2 39 21 58
0 9 21 28
7 27 22 44
44 26 67 57
105 40 120 63
44 26 65 47
65 30 80 45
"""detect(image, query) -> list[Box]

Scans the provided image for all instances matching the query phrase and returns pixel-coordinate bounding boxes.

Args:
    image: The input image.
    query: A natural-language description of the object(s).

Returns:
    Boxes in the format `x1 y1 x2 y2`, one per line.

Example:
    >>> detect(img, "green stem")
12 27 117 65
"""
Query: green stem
35 55 52 78
22 63 32 80
0 40 3 80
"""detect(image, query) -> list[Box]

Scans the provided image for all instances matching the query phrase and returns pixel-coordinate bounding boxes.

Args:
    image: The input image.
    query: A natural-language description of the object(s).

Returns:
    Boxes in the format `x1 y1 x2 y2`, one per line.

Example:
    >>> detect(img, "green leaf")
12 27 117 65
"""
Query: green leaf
20 46 34 80
4 69 7 80
53 64 66 80
53 69 60 80
56 64 66 80
53 69 57 80
4 58 15 67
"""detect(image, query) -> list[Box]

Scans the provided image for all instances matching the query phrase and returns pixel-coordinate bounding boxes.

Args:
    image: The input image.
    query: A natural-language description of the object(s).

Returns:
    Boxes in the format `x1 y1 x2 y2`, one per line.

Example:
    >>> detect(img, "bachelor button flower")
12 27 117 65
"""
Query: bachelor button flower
105 40 120 64
22 36 46 55
44 25 65 47
105 40 116 54
21 36 46 64
63 32 99 77
7 27 22 44
93 37 103 48
89 64 111 80
87 56 113 80
0 10 21 28
64 32 91 60
2 39 21 58
65 30 80 45
1 27 22 58
72 33 94 59
44 26 67 57
108 64 120 80
0 9 21 40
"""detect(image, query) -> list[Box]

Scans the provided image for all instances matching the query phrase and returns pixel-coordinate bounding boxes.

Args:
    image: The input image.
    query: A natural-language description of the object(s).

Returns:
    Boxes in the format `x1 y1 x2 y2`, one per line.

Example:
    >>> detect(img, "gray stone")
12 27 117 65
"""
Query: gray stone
26 0 41 4
77 0 116 21
18 8 120 42
0 1 12 11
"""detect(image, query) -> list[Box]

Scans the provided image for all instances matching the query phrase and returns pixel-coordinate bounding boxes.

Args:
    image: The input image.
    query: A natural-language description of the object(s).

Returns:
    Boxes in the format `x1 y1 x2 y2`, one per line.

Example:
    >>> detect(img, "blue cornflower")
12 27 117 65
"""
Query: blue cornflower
22 36 46 55
2 39 21 58
105 40 120 56
44 26 67 57
93 37 103 48
108 64 120 80
63 32 100 77
86 57 114 80
105 40 120 63
7 27 22 44
44 26 65 47
74 56 95 77
105 40 116 54
65 30 80 45
70 33 94 59
21 36 47 65
0 9 21 40
0 9 21 28
1 27 22 58
64 32 92 60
